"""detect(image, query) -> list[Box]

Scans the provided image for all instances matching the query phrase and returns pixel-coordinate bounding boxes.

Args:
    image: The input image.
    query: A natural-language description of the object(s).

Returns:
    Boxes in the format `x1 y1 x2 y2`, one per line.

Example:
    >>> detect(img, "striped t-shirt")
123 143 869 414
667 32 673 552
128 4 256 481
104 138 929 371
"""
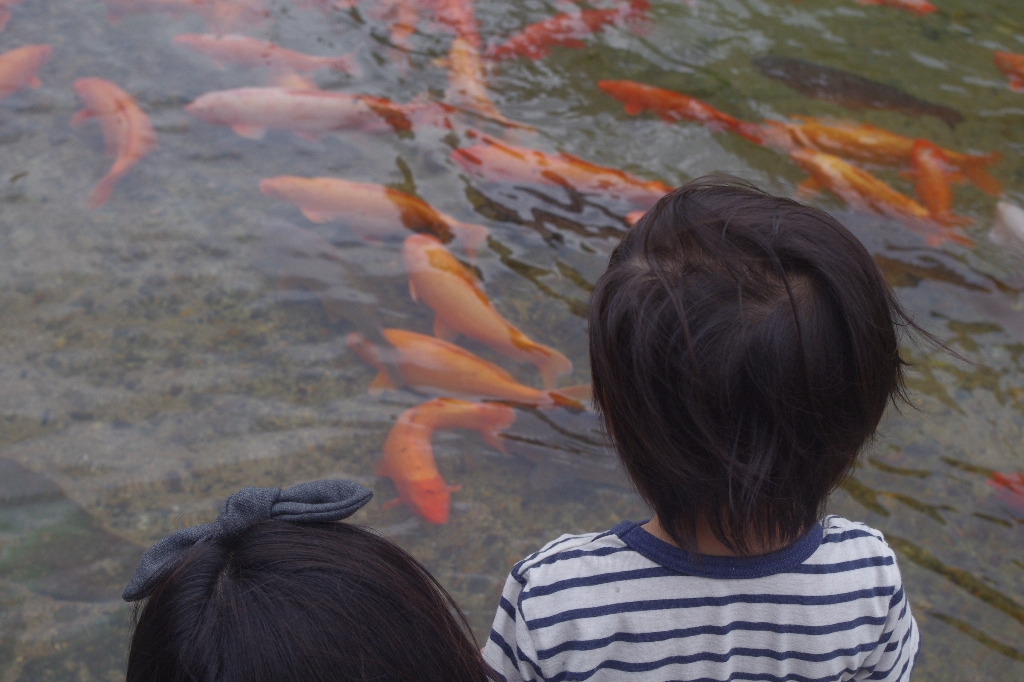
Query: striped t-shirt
483 515 919 682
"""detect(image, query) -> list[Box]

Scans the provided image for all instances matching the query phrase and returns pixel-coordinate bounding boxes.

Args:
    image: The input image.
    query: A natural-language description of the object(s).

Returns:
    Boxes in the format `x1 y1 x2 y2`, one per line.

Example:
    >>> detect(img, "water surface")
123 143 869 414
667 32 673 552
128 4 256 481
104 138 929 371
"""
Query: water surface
0 0 1023 679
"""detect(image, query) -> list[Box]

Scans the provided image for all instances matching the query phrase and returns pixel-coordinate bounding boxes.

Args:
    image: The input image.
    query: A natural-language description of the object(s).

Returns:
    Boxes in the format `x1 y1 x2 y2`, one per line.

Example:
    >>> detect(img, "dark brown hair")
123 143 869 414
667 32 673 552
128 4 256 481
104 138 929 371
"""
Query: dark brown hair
127 520 488 682
590 175 913 555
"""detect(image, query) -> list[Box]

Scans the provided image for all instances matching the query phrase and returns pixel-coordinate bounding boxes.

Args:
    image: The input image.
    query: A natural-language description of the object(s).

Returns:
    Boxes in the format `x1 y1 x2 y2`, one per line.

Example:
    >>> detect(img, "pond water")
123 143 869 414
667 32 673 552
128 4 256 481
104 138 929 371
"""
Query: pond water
0 0 1023 679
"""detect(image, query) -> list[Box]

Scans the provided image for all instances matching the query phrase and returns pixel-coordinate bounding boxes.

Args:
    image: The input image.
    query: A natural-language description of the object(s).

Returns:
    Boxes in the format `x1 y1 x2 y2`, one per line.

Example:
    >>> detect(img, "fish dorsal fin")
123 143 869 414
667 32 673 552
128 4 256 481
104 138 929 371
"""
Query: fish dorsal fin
369 371 395 392
433 317 459 342
300 208 331 223
231 124 267 140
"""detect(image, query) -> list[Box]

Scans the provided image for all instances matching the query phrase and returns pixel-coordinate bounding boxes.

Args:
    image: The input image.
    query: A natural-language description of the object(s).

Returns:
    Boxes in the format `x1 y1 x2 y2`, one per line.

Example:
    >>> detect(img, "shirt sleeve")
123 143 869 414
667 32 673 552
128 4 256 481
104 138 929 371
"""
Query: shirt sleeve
482 570 543 682
855 579 920 681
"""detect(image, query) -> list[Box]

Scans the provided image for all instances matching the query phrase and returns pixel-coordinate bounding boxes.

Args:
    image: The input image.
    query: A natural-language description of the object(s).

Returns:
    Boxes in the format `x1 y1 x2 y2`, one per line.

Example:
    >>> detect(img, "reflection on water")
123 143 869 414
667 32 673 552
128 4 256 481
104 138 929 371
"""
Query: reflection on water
0 0 1023 679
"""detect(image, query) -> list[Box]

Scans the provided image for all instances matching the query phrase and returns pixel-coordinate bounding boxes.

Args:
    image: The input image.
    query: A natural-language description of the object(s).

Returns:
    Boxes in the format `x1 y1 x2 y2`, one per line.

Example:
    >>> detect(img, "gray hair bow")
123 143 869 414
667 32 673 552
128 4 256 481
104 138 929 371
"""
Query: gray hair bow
123 479 372 602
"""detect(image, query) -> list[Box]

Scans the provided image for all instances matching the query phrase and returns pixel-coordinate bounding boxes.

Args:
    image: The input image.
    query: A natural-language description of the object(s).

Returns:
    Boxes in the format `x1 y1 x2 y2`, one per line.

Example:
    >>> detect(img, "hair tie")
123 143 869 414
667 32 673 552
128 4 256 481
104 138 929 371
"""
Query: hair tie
123 479 373 602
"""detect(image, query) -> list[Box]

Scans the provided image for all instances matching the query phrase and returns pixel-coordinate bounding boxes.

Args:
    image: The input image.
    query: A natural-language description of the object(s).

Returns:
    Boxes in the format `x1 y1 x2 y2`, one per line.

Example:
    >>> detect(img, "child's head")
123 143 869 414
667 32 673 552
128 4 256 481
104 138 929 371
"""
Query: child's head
124 481 487 682
590 176 911 554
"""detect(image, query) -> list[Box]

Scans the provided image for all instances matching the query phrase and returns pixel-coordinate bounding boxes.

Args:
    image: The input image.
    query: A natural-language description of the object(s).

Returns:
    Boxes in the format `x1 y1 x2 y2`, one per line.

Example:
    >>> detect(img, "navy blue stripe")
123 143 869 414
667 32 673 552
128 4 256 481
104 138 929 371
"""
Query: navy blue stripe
536 614 888 660
499 596 516 620
662 669 861 682
522 566 675 601
521 545 633 573
527 586 896 630
867 625 915 679
790 556 894 574
514 531 622 582
488 630 520 674
888 585 905 610
547 640 886 682
516 645 544 680
820 529 879 544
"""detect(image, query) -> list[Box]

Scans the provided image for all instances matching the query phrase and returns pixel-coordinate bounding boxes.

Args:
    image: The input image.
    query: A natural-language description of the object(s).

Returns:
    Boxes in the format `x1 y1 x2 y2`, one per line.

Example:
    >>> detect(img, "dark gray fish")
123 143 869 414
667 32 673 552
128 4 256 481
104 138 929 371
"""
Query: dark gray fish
752 56 964 129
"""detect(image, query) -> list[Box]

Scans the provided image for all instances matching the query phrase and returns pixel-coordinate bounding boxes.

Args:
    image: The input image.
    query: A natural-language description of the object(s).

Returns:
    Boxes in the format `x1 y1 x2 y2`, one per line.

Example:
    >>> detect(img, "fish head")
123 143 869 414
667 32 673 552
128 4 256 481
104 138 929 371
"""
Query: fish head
258 176 299 200
406 477 451 524
596 80 631 102
183 93 218 121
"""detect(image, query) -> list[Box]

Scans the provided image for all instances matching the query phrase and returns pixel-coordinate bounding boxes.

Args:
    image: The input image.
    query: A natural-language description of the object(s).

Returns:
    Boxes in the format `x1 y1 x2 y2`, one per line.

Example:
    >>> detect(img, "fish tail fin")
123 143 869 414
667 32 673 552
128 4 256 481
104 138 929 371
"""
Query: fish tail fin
450 220 488 258
554 384 593 403
0 10 10 31
478 405 517 451
546 390 585 411
87 176 115 209
959 155 1003 196
534 348 573 389
926 229 973 248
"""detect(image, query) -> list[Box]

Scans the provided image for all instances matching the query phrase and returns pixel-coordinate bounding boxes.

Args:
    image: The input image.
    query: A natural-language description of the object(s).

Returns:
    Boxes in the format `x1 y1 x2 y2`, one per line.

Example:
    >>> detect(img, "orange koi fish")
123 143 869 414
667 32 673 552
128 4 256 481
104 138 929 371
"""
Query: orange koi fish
444 37 531 129
173 34 359 74
259 177 488 255
378 398 515 523
185 87 413 140
994 51 1024 93
403 234 572 388
756 116 1002 196
855 0 936 14
0 0 25 31
790 148 971 247
72 78 158 208
451 134 672 209
988 472 1024 517
0 44 51 102
908 140 972 226
346 328 582 408
486 0 649 61
598 79 762 139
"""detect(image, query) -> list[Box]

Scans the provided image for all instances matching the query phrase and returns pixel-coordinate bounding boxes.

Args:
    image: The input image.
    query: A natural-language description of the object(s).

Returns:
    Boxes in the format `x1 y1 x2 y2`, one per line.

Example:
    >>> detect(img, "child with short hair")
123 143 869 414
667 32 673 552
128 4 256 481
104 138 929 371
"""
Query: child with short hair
483 176 920 681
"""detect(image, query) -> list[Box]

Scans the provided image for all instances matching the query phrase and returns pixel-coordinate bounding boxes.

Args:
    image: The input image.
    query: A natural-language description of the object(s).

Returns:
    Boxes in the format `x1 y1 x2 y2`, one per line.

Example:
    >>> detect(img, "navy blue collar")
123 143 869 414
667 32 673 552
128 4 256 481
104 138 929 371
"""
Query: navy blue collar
612 520 823 580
